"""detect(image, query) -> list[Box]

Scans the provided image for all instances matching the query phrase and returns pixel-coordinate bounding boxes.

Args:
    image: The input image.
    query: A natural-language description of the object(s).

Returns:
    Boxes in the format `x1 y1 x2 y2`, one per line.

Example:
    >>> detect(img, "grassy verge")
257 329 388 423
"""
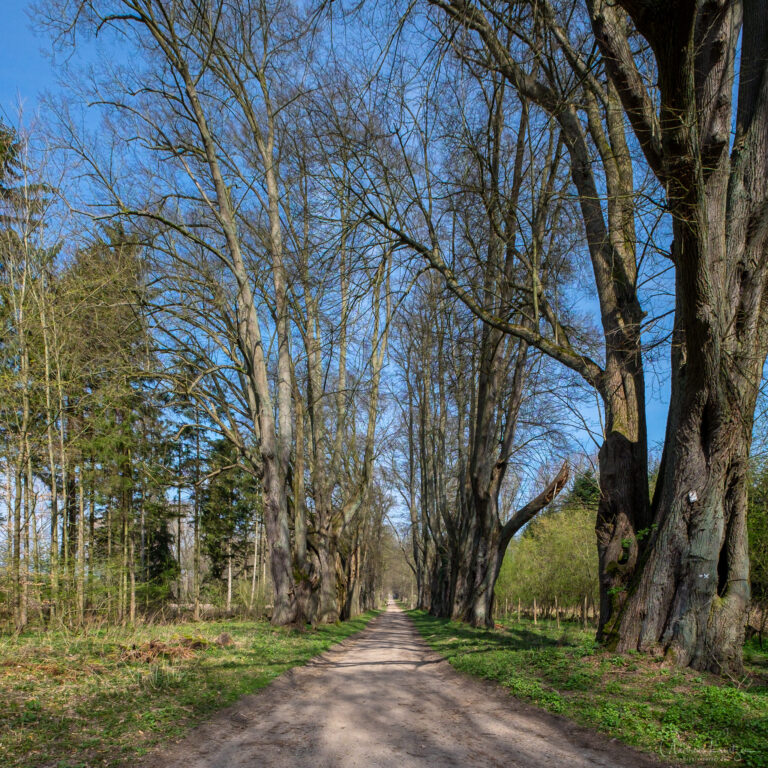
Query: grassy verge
1 611 379 768
407 610 768 767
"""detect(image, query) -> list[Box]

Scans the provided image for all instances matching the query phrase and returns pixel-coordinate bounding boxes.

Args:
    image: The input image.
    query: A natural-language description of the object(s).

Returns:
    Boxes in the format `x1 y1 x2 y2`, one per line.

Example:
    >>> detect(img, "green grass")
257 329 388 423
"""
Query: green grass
0 612 378 768
407 610 768 767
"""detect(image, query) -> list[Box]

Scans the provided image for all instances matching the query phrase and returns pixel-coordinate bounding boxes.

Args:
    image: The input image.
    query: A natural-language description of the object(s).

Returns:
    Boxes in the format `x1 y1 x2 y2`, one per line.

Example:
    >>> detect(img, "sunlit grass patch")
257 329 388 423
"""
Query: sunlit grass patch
408 610 768 767
0 612 378 768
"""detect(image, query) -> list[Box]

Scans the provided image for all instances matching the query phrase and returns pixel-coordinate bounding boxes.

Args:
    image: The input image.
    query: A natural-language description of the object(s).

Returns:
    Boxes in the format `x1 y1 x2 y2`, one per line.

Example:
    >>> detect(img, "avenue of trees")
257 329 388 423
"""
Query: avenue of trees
373 0 768 675
0 0 766 677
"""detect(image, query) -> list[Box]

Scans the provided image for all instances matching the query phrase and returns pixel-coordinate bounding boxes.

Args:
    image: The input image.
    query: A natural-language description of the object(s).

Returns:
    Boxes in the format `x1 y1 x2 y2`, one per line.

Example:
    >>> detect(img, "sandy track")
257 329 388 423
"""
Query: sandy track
144 605 666 768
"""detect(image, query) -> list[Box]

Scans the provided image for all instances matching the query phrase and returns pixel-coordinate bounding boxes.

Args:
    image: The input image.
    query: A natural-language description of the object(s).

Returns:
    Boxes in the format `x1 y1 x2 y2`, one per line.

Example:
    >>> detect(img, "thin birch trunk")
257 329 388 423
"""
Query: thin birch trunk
88 474 95 601
20 462 29 631
76 466 86 624
129 536 136 624
39 270 60 618
177 442 183 603
193 428 200 621
226 549 232 614
121 513 128 624
54 348 68 610
4 467 12 606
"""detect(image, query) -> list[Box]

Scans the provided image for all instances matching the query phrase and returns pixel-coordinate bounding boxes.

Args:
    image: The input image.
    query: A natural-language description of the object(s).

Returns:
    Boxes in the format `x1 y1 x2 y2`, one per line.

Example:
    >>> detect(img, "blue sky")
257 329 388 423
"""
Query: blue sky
0 0 674 458
0 2 56 120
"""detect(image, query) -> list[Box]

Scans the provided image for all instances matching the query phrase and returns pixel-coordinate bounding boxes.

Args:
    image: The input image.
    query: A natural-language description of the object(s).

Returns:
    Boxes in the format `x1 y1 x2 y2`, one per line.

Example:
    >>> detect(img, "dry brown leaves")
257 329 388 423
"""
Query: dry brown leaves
119 636 210 663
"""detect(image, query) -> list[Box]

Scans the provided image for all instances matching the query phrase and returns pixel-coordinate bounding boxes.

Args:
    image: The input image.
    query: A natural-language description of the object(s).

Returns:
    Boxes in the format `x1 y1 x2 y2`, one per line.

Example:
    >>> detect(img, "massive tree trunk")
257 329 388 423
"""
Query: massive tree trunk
591 0 768 672
312 532 340 623
428 545 454 617
261 454 296 625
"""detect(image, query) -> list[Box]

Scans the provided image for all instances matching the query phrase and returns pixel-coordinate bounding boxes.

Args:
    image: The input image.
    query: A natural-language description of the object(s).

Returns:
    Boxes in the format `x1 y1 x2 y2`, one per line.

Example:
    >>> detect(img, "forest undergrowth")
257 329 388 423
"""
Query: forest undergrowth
0 612 378 768
408 610 768 767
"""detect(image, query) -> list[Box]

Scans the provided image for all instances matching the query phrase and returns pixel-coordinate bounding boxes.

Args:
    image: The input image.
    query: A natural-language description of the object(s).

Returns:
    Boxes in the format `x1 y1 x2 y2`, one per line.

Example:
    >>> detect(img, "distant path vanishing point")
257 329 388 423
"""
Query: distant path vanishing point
144 604 666 768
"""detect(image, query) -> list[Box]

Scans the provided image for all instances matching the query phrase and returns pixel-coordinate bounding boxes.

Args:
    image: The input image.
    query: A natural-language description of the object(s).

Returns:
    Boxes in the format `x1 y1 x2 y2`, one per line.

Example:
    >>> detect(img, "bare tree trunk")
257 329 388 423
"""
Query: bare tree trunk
121 512 128 624
459 465 569 627
139 491 146 613
21 479 30 630
193 428 201 621
249 519 259 612
87 469 95 607
260 520 267 601
291 369 310 627
106 501 112 620
344 525 363 620
4 465 12 623
76 467 85 625
177 442 183 602
54 352 68 618
315 541 340 624
226 548 232 614
18 348 32 633
404 352 430 611
12 467 22 631
40 282 60 618
129 536 136 624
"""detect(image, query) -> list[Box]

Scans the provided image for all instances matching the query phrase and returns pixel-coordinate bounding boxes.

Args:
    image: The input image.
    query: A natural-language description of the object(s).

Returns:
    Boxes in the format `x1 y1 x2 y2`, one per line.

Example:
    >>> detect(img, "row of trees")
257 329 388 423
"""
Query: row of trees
369 0 768 674
0 127 280 628
0 131 178 627
0 118 392 629
2 0 766 676
2 0 402 629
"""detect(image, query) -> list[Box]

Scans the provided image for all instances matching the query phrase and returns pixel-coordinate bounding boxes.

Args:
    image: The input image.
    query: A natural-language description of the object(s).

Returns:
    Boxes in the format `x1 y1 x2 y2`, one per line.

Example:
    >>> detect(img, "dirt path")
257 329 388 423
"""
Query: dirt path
145 605 666 768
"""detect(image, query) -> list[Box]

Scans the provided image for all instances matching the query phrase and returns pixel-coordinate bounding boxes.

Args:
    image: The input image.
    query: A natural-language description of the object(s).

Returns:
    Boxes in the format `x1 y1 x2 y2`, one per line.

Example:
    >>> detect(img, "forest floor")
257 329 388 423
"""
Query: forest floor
409 609 768 768
139 604 663 768
0 611 377 768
